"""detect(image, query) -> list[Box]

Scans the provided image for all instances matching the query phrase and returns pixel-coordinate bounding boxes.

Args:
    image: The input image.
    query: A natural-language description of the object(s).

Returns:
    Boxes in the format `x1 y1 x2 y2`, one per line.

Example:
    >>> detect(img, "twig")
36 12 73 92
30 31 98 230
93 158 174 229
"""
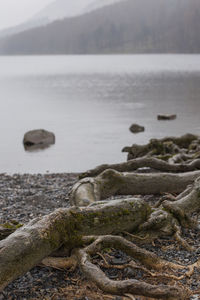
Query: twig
123 231 149 240
97 252 110 267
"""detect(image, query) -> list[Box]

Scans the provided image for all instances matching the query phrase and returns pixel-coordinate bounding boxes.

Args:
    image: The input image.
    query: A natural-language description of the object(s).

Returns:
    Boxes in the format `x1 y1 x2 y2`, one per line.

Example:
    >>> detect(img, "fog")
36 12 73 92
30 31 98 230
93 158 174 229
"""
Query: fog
0 0 98 30
0 0 54 29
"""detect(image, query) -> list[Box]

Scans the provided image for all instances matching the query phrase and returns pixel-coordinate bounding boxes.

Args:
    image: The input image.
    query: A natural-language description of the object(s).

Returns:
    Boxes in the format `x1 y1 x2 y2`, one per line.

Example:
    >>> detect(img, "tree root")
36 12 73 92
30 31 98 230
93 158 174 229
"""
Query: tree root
122 133 199 161
185 258 200 277
2 134 200 299
80 157 200 179
173 225 194 252
0 198 150 291
71 169 200 206
41 256 77 271
75 235 189 299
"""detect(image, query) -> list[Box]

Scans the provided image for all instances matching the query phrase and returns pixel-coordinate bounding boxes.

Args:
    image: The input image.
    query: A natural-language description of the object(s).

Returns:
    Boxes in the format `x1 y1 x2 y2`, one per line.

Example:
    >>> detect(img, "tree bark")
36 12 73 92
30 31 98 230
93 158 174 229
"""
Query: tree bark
0 198 149 292
80 157 200 178
71 169 200 206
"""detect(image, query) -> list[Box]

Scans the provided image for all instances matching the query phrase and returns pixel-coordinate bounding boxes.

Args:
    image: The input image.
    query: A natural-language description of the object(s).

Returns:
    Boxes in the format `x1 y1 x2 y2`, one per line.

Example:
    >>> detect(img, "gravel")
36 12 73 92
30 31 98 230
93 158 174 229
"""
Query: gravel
0 173 78 224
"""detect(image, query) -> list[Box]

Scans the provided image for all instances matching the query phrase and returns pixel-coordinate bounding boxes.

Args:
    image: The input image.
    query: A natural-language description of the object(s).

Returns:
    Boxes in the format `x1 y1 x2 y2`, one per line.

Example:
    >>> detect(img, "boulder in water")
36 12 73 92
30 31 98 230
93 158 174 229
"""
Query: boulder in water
23 129 55 150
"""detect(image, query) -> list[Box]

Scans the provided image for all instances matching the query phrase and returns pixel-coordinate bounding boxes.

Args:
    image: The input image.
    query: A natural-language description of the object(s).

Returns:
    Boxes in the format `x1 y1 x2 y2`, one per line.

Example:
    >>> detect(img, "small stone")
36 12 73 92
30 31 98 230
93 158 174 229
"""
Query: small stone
129 123 145 134
111 257 128 265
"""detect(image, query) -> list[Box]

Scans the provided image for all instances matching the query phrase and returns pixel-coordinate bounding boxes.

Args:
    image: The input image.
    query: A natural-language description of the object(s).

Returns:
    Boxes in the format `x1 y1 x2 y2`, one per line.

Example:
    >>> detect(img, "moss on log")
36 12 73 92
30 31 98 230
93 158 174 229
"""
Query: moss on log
0 198 149 292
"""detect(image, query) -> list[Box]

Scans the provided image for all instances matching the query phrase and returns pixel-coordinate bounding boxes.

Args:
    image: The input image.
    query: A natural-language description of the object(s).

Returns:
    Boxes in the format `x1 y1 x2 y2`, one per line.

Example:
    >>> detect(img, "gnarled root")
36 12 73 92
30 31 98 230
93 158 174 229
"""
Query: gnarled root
122 133 199 161
80 157 200 179
75 235 189 299
0 198 150 292
41 256 77 271
71 169 200 206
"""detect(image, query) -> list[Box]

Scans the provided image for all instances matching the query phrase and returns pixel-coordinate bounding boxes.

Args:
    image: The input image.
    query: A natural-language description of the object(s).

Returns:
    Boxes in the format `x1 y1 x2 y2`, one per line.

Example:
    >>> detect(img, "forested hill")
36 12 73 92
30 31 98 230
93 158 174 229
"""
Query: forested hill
0 0 200 55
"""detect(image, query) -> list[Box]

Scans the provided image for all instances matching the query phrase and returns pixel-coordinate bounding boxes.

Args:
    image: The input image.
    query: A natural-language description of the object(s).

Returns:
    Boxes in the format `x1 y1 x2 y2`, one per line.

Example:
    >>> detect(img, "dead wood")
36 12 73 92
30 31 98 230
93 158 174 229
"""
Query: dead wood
80 157 200 179
71 169 200 206
122 133 199 160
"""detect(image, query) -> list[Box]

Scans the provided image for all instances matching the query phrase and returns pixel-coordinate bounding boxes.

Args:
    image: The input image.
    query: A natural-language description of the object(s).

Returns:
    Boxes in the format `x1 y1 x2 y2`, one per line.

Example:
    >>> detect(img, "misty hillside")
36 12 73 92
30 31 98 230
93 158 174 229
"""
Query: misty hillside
35 0 123 20
0 0 200 54
0 0 123 38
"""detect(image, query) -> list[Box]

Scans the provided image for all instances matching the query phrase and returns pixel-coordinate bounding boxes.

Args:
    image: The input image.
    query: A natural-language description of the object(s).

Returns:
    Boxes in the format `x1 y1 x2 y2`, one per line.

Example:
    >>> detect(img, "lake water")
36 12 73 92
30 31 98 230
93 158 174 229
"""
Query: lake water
0 54 200 173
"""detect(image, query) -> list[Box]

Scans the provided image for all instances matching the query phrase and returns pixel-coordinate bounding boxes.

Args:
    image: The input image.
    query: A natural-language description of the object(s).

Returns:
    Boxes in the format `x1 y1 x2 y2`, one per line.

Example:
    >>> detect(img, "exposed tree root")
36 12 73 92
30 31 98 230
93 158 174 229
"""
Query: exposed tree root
99 260 184 281
2 134 200 299
75 235 189 299
71 169 200 206
80 157 200 179
173 225 194 252
122 133 199 161
41 256 77 271
186 259 200 277
82 235 183 271
0 198 150 292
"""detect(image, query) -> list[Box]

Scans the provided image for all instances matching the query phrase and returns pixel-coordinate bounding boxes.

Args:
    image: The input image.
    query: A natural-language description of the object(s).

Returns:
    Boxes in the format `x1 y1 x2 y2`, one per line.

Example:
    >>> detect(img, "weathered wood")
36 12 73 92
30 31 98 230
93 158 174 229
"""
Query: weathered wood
76 235 188 299
80 157 200 178
71 169 200 206
122 133 199 160
0 198 149 291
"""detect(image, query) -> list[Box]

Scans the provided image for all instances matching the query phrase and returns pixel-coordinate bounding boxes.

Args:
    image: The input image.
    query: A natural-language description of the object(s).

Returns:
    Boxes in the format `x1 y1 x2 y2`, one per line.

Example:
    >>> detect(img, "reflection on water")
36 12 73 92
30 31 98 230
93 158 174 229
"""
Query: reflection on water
0 55 200 173
23 144 53 152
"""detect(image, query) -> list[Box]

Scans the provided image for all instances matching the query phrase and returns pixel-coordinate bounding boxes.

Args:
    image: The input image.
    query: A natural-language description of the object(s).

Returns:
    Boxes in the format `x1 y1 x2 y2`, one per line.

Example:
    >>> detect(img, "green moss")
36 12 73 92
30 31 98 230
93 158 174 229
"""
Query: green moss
156 154 173 161
1 221 23 230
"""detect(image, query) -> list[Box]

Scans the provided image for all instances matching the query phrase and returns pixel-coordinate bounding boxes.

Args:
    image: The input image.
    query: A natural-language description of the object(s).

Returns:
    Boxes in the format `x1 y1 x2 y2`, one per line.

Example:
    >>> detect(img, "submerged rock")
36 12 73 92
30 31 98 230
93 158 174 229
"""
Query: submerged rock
129 123 145 134
23 129 55 150
157 114 177 120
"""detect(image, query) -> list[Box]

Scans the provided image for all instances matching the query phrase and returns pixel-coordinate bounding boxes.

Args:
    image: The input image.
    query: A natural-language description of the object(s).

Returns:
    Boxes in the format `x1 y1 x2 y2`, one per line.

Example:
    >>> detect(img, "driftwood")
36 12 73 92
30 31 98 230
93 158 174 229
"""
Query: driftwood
2 134 200 299
157 114 177 120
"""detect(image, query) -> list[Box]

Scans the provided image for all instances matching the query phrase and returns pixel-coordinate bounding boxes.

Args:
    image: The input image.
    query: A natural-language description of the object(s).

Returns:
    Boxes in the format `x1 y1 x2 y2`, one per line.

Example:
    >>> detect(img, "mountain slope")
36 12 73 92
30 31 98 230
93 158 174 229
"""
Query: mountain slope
0 0 200 54
84 0 125 13
0 0 123 38
35 0 123 20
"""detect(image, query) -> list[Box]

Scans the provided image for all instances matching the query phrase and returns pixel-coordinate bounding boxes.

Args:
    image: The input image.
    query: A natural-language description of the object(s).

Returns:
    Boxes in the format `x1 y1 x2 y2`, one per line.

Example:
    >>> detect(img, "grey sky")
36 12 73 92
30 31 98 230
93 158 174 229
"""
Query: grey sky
0 0 53 30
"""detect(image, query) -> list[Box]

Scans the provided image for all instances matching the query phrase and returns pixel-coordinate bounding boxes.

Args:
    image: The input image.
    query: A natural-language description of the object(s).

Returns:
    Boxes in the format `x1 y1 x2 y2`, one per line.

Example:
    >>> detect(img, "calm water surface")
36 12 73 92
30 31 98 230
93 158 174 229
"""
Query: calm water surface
0 55 200 173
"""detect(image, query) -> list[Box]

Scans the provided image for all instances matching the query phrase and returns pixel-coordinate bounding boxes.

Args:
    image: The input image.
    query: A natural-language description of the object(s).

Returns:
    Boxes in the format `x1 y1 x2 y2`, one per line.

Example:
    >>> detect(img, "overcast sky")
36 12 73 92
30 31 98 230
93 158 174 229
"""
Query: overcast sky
0 0 53 30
